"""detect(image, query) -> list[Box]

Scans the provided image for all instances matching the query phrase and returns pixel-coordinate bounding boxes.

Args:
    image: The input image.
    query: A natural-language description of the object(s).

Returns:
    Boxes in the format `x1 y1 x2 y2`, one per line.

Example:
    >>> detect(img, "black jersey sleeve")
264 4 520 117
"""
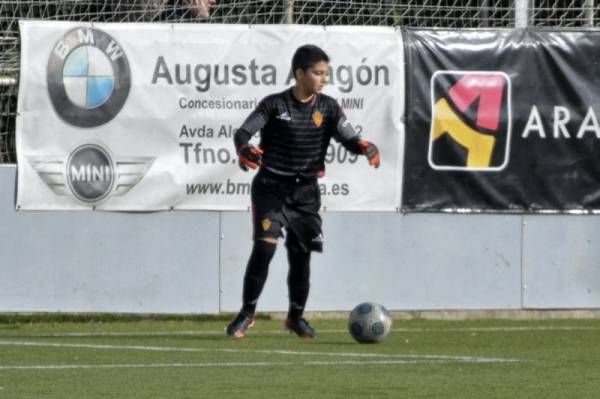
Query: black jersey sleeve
329 100 362 155
233 99 271 151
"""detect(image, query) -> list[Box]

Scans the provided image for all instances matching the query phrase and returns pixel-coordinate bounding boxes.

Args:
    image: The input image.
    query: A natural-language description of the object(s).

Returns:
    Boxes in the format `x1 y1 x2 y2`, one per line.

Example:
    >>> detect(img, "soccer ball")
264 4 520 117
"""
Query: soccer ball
348 302 392 343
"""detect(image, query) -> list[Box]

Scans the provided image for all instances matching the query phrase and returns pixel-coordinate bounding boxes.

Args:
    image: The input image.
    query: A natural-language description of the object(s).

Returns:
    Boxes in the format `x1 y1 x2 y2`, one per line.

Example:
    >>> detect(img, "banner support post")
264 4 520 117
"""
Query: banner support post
284 0 294 24
515 0 530 28
584 0 594 27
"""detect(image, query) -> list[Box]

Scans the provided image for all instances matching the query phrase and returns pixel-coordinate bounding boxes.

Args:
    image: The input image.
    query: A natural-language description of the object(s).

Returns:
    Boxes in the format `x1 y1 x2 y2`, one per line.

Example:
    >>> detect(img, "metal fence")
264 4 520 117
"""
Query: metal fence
0 0 598 163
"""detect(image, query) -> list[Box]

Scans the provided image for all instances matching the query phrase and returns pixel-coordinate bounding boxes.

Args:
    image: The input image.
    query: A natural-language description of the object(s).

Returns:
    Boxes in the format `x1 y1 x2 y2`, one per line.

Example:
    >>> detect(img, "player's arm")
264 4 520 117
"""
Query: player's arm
234 101 269 171
331 106 380 169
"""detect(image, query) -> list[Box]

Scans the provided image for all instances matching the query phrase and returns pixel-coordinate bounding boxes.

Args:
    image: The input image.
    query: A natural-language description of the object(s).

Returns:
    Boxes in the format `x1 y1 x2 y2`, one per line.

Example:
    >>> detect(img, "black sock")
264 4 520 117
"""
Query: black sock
287 247 311 320
241 240 277 314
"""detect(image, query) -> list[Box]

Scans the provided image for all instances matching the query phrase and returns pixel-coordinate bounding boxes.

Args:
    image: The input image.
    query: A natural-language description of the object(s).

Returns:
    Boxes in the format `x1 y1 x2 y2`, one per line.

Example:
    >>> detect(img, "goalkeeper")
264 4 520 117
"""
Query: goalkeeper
226 44 380 339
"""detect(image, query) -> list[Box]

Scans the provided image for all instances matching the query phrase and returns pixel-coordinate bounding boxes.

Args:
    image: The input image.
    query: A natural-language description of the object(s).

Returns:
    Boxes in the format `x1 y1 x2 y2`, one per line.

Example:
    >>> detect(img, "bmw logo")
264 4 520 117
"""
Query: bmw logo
66 144 115 203
47 27 130 127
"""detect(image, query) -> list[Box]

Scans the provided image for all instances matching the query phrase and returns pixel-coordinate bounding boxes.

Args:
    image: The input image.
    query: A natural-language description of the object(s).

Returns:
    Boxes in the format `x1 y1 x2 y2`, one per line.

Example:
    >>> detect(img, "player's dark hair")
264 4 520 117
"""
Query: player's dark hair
291 44 329 79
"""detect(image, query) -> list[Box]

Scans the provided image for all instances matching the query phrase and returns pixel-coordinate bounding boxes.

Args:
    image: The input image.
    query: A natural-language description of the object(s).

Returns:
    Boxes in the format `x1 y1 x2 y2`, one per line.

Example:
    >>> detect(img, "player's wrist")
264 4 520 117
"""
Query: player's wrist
236 143 249 155
238 145 263 171
357 140 380 168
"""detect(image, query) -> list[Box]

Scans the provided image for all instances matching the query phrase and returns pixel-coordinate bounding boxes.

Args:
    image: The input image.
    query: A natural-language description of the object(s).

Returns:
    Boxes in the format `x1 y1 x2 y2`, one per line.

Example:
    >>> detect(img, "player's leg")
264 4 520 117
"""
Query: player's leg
281 181 321 338
283 233 318 338
226 238 277 338
286 238 310 321
241 238 277 314
226 174 283 338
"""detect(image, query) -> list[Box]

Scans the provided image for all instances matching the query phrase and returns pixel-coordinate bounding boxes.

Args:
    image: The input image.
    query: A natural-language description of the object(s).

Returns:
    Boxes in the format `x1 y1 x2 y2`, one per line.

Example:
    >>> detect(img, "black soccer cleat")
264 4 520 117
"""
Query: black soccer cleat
226 311 256 339
284 317 318 339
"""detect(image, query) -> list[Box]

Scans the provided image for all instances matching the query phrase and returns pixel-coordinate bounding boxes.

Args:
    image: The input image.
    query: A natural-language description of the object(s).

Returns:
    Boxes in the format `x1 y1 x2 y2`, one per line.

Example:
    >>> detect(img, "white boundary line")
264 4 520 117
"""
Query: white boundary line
2 325 597 338
0 340 521 364
0 358 515 371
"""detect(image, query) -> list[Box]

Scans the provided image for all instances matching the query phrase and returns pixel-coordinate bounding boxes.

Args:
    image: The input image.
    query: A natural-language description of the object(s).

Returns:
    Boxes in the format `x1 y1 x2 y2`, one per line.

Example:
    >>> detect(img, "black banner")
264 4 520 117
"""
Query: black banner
403 30 600 213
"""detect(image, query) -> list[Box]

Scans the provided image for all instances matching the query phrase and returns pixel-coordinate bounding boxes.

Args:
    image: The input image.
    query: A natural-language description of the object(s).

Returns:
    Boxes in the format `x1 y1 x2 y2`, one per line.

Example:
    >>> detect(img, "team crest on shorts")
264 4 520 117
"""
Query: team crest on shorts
312 111 323 127
262 218 272 231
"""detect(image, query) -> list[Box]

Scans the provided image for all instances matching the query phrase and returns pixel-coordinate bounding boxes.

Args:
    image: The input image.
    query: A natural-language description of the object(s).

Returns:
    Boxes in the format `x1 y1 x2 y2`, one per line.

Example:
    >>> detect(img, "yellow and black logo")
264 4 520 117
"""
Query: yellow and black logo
428 71 511 171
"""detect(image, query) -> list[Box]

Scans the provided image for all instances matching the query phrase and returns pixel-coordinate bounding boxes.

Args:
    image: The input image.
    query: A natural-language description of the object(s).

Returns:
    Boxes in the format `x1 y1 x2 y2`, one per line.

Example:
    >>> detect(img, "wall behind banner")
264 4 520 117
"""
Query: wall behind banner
1 165 598 313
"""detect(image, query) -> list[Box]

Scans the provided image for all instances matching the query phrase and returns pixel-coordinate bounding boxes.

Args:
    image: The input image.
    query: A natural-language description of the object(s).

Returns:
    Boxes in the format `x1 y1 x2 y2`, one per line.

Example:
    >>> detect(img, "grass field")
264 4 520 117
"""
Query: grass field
0 316 599 398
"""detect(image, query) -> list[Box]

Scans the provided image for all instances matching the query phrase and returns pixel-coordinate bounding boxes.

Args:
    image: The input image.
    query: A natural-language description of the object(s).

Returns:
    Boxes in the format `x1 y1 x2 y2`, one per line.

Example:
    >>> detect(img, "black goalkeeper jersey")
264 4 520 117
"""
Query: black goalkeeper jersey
234 88 361 177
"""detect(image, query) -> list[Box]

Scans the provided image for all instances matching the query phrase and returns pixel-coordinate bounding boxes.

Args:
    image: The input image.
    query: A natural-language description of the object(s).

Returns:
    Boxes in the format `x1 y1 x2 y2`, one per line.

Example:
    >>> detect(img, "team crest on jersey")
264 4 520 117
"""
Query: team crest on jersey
262 218 272 231
312 111 324 127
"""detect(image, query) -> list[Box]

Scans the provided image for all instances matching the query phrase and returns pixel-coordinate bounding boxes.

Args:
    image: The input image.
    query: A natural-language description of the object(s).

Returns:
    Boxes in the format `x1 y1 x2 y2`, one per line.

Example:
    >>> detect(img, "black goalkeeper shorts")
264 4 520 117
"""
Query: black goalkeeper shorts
251 168 323 253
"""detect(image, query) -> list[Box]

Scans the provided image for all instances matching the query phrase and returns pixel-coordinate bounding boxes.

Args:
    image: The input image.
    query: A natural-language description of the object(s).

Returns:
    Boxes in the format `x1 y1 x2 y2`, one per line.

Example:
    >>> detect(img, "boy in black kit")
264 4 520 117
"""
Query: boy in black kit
226 44 380 339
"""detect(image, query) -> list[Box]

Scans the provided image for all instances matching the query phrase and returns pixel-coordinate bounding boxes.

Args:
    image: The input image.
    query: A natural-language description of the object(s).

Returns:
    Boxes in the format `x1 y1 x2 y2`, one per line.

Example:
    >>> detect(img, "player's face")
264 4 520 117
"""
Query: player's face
298 61 329 94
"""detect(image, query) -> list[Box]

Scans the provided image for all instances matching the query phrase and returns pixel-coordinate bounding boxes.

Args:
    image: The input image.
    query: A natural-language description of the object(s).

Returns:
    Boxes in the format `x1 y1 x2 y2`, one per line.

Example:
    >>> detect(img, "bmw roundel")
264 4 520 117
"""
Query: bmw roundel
47 27 130 128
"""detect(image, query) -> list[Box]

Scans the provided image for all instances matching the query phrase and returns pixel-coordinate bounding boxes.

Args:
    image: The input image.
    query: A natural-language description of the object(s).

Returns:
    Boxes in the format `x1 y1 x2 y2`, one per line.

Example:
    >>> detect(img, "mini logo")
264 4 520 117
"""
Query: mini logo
27 144 154 206
262 218 272 231
276 112 292 121
428 71 511 171
67 144 115 203
312 111 324 127
47 27 130 128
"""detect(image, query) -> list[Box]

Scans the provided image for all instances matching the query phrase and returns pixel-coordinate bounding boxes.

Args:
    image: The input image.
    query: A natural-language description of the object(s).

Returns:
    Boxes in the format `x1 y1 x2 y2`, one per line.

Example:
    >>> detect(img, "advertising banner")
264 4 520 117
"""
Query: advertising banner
17 21 403 210
403 29 600 213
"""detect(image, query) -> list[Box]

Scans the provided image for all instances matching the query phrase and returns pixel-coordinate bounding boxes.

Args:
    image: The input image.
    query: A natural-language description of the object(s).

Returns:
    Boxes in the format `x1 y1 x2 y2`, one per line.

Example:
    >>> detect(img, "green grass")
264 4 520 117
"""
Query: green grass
0 318 599 398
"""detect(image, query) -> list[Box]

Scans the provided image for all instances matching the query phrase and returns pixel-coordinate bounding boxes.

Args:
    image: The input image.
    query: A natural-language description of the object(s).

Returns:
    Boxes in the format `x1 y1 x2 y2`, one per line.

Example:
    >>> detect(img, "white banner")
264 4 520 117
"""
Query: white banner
17 21 404 210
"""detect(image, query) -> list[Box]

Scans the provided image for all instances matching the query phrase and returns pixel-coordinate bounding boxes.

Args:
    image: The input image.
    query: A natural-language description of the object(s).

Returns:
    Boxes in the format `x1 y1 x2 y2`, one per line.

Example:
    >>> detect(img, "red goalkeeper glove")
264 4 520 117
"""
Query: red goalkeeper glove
238 144 263 171
357 140 380 168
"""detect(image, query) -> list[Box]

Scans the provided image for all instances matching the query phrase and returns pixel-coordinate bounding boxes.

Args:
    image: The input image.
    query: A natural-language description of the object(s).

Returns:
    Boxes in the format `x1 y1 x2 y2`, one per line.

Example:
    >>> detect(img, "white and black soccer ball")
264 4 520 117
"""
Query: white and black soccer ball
348 302 392 343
